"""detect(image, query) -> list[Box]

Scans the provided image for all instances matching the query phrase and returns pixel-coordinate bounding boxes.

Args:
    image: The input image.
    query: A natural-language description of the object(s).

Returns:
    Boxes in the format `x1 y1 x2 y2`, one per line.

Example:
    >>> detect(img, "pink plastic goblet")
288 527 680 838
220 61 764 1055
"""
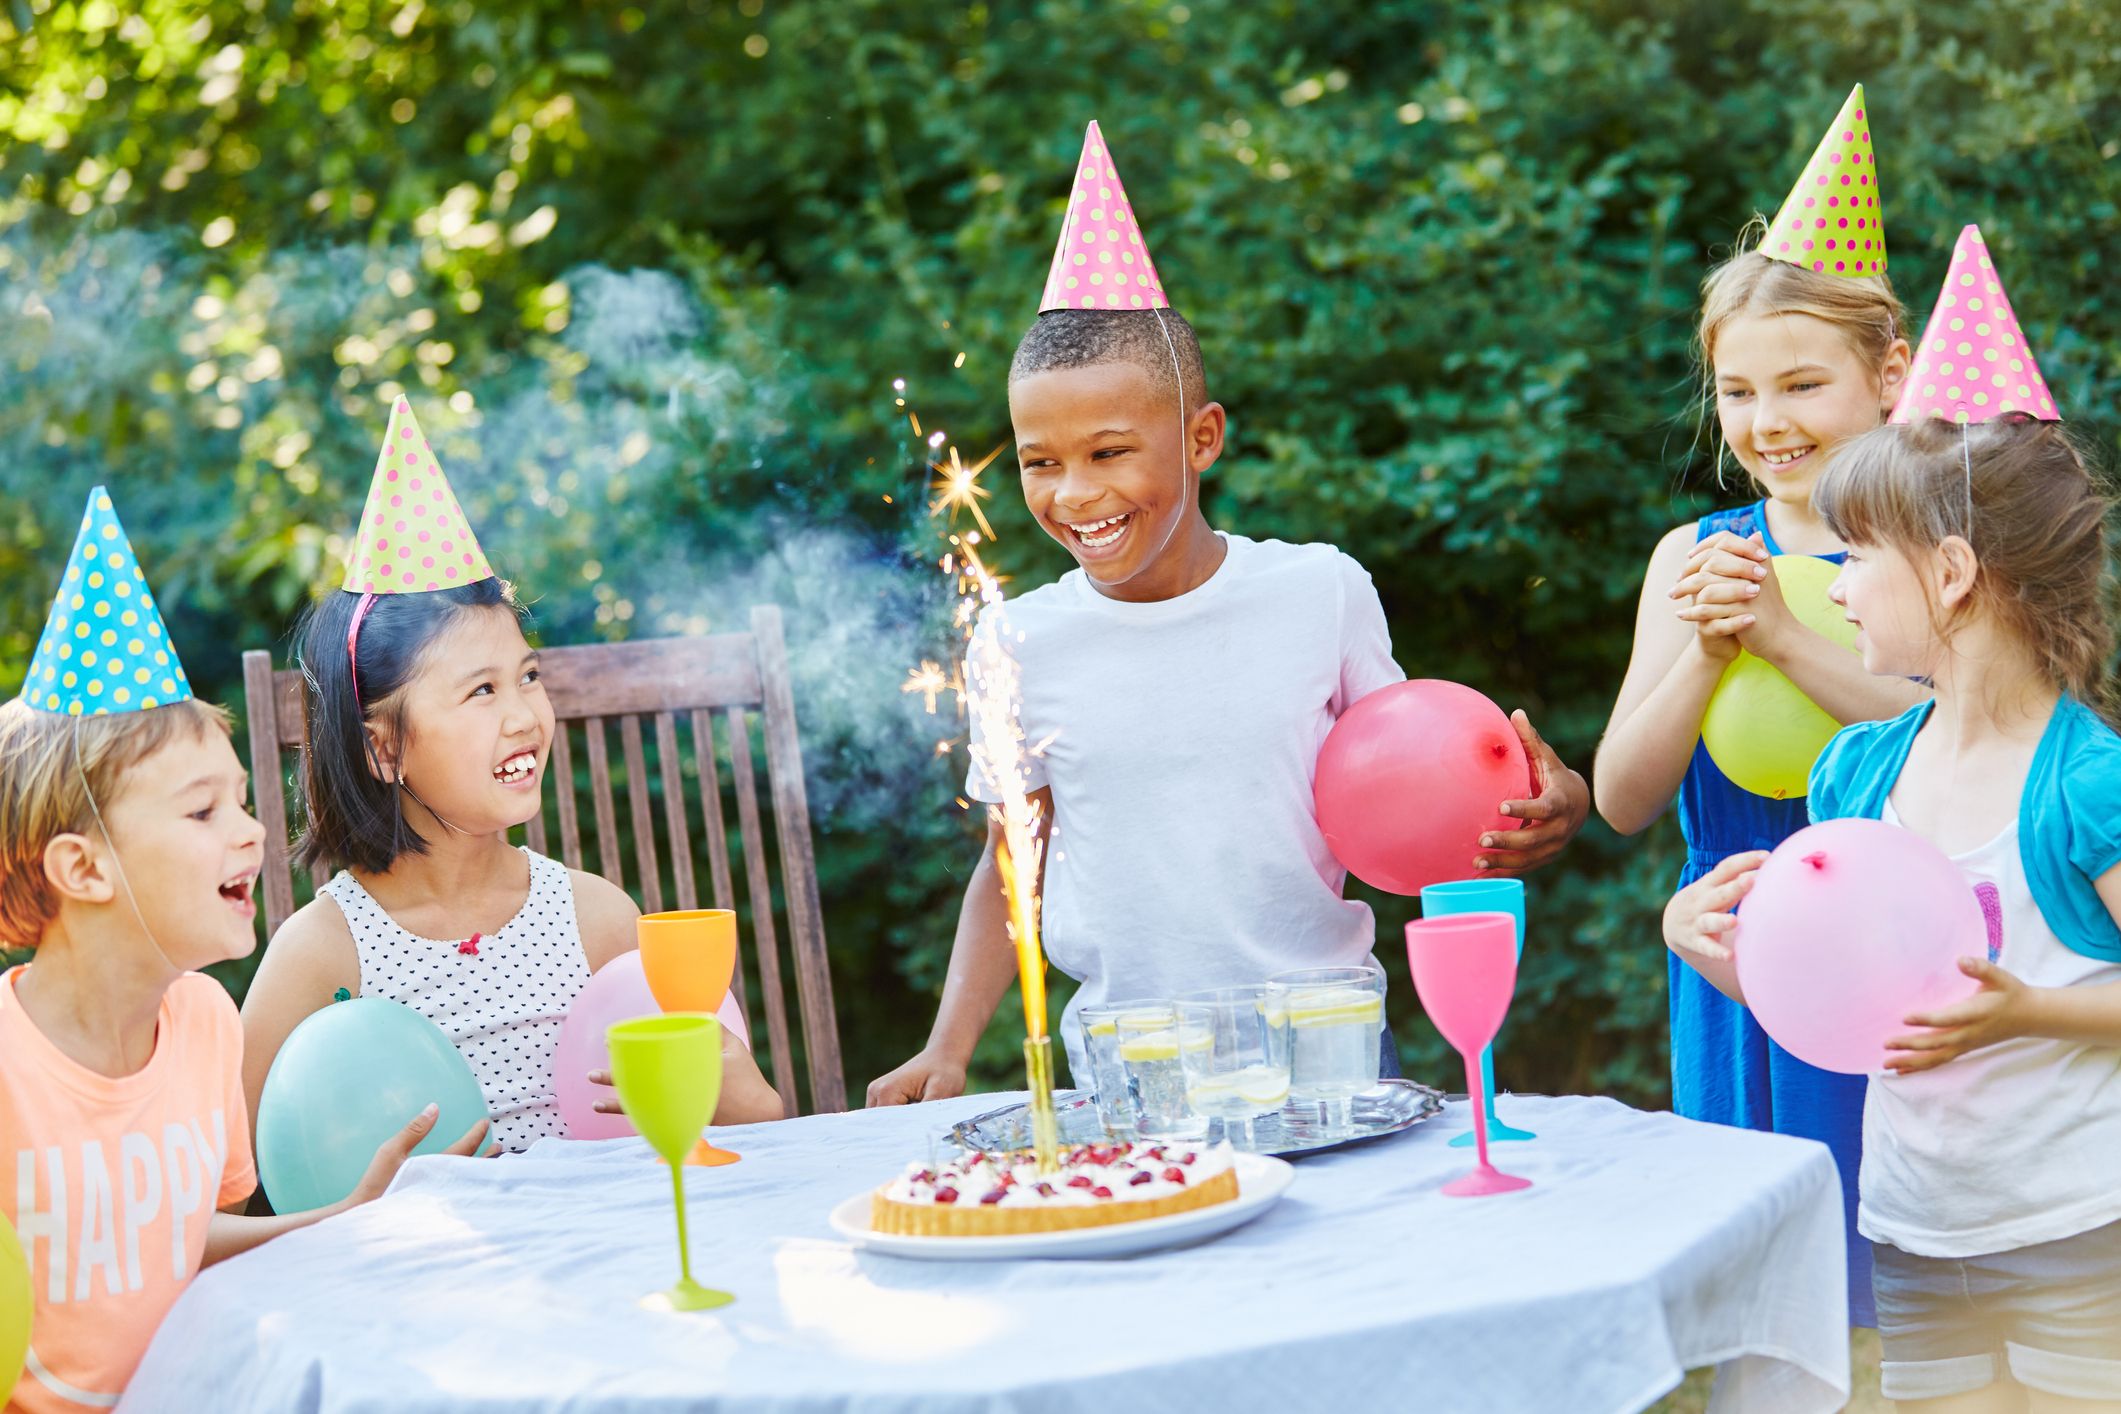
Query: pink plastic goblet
1406 913 1533 1197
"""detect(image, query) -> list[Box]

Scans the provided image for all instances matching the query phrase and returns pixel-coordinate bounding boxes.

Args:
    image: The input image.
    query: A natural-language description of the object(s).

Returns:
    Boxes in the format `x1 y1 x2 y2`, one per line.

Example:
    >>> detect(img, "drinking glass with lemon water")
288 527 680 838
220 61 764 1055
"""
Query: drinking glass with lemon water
1175 985 1292 1150
1114 1004 1210 1142
1270 964 1386 1135
1078 1000 1166 1138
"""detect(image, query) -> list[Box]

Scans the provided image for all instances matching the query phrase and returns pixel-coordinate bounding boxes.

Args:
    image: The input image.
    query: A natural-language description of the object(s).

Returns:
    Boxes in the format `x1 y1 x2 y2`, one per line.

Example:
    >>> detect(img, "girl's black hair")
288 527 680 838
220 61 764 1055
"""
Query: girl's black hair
292 580 524 875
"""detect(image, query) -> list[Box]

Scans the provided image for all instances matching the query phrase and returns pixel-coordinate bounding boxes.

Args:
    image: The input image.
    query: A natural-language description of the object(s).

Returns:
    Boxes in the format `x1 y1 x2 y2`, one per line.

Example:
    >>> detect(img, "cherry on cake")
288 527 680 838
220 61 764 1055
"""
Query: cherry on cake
871 1141 1240 1237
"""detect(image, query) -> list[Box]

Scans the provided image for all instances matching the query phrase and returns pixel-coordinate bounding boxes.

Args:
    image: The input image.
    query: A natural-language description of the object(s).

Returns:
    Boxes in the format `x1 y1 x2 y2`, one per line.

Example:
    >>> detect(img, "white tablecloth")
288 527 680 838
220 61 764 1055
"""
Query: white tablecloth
122 1094 1850 1414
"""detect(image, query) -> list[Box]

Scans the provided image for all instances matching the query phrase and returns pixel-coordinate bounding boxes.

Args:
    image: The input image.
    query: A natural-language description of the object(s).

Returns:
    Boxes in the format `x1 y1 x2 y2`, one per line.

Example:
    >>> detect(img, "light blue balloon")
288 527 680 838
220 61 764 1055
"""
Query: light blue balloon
257 997 491 1212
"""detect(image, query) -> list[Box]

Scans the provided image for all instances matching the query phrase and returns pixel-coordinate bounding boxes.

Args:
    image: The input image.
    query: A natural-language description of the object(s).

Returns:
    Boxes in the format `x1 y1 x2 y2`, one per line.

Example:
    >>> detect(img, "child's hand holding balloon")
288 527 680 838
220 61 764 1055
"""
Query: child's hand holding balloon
341 1105 496 1212
1476 710 1590 876
1662 850 1769 965
1885 958 2030 1074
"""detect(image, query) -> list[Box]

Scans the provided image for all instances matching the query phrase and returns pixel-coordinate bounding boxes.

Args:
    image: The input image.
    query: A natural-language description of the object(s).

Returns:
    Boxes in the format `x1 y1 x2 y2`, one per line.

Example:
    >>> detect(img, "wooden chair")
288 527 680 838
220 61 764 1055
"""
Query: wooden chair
239 605 847 1115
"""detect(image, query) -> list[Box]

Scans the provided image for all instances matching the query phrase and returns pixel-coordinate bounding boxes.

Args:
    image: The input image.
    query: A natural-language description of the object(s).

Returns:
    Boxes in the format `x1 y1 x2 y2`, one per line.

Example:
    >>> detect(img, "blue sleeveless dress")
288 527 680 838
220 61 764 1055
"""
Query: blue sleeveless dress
1671 501 1873 1327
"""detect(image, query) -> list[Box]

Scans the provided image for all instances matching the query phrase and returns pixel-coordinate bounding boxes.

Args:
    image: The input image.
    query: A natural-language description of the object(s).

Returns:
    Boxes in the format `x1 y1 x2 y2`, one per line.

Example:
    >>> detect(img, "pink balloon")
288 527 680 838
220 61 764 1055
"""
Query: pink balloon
1314 680 1533 895
553 950 752 1140
1735 819 1986 1075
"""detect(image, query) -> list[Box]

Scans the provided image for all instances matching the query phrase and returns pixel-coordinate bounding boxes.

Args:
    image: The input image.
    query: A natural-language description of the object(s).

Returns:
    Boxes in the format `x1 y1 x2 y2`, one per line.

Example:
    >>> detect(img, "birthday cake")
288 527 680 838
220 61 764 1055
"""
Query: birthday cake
871 1141 1240 1237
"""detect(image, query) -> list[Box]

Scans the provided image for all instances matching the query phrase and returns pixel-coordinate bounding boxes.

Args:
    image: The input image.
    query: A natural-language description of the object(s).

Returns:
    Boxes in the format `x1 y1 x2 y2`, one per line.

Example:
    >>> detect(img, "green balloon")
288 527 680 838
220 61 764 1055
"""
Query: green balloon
0 1211 28 1405
1700 554 1862 800
257 997 491 1212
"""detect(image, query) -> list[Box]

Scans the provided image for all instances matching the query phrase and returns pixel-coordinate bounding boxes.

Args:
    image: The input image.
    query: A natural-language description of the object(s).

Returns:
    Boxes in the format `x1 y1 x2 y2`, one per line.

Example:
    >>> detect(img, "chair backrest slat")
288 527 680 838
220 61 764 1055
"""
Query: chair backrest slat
751 605 846 1115
690 709 736 913
584 716 622 885
239 625 844 1114
654 712 696 913
244 650 299 930
618 714 662 915
688 708 752 1041
551 725 582 870
725 704 798 1117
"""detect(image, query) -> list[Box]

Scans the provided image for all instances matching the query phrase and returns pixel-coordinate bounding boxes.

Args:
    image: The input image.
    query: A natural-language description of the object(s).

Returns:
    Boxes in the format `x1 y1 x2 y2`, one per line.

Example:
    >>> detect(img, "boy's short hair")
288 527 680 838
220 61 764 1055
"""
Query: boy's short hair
0 697 233 946
1009 308 1210 410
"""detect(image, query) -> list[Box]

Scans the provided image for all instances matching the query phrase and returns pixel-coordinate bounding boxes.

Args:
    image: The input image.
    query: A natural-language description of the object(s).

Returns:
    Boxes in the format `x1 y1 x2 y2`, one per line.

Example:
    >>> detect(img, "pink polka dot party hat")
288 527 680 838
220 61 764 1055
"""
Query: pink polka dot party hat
342 397 495 594
1039 120 1170 314
1890 225 2059 425
21 487 194 717
1762 84 1886 278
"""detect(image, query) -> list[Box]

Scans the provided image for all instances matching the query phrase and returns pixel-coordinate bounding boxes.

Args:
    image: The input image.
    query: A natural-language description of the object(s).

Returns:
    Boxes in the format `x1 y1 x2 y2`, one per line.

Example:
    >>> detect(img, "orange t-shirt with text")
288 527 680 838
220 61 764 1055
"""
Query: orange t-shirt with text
0 967 255 1413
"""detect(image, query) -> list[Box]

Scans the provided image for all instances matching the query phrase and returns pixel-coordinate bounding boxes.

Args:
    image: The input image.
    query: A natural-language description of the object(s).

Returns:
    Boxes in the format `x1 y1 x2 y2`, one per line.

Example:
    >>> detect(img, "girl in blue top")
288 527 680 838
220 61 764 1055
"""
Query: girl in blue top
1599 245 1930 1324
1594 245 1934 1331
1669 416 2121 1408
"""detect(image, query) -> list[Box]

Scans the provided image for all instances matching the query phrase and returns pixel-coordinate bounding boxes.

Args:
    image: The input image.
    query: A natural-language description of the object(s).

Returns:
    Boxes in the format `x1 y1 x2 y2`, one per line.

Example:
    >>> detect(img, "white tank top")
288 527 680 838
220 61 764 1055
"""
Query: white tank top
1864 804 2121 1256
321 849 593 1153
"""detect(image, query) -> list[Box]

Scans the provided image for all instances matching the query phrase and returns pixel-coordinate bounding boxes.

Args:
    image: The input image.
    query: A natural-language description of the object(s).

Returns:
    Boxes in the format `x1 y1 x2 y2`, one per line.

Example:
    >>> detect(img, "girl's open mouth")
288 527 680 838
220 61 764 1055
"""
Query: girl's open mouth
1758 445 1816 474
493 751 539 786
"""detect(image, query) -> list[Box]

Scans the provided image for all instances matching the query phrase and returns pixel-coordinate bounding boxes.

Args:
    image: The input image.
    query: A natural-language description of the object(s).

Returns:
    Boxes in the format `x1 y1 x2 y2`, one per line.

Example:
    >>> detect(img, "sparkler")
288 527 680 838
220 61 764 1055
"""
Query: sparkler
960 544 1059 1173
898 381 1058 1171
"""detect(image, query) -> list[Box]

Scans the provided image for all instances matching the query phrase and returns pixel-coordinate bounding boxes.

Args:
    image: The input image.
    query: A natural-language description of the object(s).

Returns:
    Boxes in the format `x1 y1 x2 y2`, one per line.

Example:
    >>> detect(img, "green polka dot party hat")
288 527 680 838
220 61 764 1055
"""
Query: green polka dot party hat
22 487 193 716
1763 84 1886 278
342 397 493 594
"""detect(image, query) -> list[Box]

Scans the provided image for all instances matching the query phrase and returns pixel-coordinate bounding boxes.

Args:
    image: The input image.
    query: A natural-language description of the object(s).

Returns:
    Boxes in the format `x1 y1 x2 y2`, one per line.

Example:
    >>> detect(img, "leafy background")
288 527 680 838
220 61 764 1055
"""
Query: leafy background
5 0 2118 1105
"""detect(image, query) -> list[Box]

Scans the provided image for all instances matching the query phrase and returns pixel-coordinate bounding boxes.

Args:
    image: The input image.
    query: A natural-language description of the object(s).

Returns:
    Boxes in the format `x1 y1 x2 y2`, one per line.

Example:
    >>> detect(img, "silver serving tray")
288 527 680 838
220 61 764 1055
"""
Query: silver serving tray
951 1078 1447 1159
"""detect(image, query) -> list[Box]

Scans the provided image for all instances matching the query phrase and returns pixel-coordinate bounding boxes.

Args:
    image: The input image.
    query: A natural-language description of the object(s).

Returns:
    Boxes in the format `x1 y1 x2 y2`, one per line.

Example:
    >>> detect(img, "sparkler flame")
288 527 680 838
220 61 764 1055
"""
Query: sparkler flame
960 544 1047 1044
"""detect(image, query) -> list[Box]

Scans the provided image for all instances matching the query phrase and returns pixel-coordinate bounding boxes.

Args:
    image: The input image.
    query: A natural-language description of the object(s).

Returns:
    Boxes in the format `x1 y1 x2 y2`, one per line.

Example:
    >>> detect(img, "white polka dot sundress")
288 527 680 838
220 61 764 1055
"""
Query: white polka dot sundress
321 849 593 1153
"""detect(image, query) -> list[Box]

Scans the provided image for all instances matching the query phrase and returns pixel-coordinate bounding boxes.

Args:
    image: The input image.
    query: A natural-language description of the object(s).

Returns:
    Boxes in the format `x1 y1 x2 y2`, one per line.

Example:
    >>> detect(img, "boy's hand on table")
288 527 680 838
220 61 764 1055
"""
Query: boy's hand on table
1886 958 2028 1073
866 1048 969 1107
1477 710 1590 876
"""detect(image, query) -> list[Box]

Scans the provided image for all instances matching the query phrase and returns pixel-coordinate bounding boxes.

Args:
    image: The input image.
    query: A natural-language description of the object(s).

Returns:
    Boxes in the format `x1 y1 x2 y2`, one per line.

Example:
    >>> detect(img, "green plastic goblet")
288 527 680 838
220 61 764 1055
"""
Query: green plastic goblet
607 1014 733 1312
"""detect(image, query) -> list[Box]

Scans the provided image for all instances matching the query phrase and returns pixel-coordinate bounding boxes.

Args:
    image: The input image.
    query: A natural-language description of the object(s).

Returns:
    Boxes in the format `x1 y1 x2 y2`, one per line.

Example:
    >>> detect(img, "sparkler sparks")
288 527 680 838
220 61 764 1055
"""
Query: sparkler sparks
928 442 1005 541
902 659 949 714
895 377 1057 1169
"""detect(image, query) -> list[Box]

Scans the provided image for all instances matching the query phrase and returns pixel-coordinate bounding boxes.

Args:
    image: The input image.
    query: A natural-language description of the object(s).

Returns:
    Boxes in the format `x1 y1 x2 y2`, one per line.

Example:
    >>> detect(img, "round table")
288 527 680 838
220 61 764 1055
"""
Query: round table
122 1093 1851 1413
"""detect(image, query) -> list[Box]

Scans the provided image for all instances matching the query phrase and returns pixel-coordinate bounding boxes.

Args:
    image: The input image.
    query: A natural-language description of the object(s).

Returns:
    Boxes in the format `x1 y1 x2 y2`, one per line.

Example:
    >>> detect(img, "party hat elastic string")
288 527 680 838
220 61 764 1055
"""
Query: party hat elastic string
1151 305 1190 559
1961 423 1975 542
71 716 164 957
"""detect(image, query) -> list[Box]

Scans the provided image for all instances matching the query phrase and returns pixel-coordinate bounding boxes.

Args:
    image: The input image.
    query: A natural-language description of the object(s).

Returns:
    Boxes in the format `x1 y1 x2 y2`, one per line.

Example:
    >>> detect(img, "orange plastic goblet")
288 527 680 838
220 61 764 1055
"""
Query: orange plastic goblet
637 909 742 1166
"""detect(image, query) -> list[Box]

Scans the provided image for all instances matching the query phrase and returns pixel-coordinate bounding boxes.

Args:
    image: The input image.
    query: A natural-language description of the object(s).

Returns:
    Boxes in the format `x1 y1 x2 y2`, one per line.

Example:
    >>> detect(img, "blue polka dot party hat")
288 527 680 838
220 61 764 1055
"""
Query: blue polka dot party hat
20 487 193 717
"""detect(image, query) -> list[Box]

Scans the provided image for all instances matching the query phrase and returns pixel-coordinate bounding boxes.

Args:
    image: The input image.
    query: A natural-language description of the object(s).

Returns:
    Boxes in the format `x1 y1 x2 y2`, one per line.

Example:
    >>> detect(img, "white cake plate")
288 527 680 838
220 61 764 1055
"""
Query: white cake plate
828 1152 1296 1261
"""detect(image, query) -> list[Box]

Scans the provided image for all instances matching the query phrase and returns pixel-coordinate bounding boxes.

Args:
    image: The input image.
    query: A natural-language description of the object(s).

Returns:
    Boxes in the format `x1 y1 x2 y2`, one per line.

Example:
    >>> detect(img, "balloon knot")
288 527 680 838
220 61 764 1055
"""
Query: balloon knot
1488 741 1510 760
1801 852 1828 871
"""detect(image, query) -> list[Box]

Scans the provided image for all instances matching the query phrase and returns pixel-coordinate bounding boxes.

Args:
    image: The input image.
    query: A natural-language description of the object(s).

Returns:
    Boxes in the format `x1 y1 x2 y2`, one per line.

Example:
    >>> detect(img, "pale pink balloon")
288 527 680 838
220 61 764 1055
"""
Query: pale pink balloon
553 950 752 1140
1734 819 1986 1075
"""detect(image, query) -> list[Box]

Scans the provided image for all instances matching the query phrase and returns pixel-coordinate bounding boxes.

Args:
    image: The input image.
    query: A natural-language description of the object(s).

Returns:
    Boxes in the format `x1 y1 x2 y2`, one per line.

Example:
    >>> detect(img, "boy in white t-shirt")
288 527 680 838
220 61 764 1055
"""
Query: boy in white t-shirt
868 122 1590 1100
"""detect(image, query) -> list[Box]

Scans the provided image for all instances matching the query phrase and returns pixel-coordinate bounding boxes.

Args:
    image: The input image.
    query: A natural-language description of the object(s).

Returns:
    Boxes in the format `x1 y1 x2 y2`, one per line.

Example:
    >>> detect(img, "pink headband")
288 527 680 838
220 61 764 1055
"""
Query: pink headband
346 591 379 708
